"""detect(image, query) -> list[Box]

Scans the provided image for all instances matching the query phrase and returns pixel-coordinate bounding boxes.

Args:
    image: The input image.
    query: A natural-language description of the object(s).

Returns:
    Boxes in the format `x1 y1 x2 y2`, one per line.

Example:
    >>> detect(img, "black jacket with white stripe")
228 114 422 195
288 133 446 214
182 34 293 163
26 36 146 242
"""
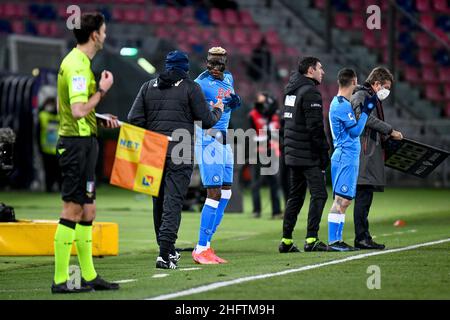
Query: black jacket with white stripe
282 72 329 168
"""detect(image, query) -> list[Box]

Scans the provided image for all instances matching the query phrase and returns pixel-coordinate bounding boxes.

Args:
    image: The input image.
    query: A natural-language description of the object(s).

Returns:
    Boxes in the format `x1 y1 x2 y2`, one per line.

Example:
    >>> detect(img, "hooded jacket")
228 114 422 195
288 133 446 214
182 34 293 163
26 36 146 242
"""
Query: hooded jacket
127 70 222 161
282 72 329 168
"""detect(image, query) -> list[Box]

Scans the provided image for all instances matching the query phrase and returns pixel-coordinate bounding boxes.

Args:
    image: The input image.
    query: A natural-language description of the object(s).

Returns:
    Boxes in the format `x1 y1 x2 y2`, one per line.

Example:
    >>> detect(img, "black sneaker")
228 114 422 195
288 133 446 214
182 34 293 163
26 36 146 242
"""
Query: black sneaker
169 251 181 264
253 211 261 218
304 239 337 252
278 242 300 253
156 256 177 269
81 275 120 291
51 281 94 294
329 241 360 252
354 238 386 250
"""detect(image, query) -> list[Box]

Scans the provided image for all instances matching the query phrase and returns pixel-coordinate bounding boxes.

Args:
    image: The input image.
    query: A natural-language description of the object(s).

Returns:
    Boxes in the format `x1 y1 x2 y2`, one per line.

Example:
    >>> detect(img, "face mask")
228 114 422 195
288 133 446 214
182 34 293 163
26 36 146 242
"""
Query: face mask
377 88 390 101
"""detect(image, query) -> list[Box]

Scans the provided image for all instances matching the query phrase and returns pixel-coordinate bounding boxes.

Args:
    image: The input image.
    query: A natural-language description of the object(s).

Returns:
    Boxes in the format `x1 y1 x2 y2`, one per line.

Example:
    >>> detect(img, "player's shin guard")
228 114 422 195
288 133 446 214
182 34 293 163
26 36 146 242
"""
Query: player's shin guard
54 219 76 284
328 213 341 244
75 221 97 282
197 198 219 252
208 189 232 244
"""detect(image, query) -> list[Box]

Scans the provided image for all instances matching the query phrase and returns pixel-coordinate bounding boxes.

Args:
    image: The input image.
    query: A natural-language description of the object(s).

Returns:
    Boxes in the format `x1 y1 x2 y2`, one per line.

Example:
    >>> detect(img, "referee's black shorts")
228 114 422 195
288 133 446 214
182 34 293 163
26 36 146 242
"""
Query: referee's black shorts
56 136 98 205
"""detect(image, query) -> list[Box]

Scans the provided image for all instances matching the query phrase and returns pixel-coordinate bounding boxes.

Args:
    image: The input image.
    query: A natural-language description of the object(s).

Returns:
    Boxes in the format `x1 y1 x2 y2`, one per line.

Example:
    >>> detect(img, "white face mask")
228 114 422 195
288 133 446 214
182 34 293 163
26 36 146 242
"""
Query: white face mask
377 88 390 101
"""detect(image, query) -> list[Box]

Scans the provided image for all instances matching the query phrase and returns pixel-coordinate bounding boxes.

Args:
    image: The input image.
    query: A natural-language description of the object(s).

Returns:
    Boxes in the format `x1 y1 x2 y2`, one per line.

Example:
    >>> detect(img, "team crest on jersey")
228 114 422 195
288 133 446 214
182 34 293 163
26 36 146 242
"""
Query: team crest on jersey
72 76 86 92
348 113 355 121
213 175 220 183
341 185 349 193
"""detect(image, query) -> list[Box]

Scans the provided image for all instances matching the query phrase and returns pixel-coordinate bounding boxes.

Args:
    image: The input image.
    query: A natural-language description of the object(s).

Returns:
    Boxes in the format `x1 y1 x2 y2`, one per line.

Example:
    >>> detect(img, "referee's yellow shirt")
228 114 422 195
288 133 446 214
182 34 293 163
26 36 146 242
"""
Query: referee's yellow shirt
57 47 97 137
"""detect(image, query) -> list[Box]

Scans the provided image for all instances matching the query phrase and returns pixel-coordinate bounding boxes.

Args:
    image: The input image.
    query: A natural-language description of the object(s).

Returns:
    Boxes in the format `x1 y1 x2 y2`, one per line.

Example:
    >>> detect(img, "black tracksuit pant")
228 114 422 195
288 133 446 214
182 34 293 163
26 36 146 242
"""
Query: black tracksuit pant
353 185 375 241
251 162 281 216
152 158 193 259
282 165 328 239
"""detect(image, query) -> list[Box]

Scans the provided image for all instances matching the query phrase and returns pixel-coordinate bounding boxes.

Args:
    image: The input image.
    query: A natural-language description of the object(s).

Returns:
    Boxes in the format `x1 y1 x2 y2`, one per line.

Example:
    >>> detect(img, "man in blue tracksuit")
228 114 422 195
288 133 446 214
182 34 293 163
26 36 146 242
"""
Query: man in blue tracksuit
193 47 241 264
327 68 377 251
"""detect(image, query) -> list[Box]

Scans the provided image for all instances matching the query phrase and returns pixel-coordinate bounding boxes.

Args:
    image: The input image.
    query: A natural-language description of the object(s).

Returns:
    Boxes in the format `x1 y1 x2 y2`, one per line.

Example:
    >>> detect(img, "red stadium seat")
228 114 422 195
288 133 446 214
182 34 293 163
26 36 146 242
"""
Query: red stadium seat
445 102 450 117
149 7 166 24
444 84 450 99
335 13 350 29
237 43 253 56
233 28 248 45
224 9 239 26
420 15 435 29
11 20 24 34
154 26 171 39
240 10 257 28
180 7 196 26
112 8 124 22
210 8 224 25
423 68 439 83
425 84 444 101
286 46 300 58
433 0 450 13
351 15 365 29
248 29 263 46
363 31 380 48
416 32 432 47
167 7 181 24
315 0 327 9
217 27 233 45
416 0 431 12
348 0 363 11
418 49 434 66
439 68 450 82
265 30 282 46
404 67 420 83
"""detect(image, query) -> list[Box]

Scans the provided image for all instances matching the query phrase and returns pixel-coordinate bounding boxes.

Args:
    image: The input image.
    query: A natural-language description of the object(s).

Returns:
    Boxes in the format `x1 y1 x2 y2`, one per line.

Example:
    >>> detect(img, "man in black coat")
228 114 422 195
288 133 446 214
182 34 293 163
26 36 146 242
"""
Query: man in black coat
279 56 336 253
128 51 223 269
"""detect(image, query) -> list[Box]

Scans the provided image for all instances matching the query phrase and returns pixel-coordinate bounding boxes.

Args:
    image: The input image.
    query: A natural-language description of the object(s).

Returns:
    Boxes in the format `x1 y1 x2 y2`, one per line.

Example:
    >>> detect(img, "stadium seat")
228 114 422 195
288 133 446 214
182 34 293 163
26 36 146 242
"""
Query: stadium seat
439 67 450 82
348 0 363 11
210 8 223 25
233 28 248 45
423 67 439 83
239 10 257 28
112 8 124 22
180 7 196 26
334 13 350 29
224 9 239 26
11 20 24 34
314 0 326 10
363 31 380 48
237 43 253 56
433 0 450 13
445 102 450 117
420 15 435 29
416 0 431 12
217 27 233 46
248 29 263 46
149 7 165 24
416 32 432 47
425 84 444 101
265 29 282 46
444 84 450 99
404 67 420 83
418 49 434 66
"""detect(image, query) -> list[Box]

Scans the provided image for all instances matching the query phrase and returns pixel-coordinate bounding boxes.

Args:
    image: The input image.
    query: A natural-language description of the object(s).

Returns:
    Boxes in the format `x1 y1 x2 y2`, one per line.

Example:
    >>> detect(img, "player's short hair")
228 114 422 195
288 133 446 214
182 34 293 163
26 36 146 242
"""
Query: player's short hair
298 57 321 75
365 67 394 85
73 12 105 45
337 68 357 87
208 47 227 56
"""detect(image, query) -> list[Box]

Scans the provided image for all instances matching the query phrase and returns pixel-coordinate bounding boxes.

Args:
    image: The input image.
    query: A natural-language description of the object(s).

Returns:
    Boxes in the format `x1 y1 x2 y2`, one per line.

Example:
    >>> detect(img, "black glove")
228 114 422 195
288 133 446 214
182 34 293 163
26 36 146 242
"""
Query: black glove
361 94 377 116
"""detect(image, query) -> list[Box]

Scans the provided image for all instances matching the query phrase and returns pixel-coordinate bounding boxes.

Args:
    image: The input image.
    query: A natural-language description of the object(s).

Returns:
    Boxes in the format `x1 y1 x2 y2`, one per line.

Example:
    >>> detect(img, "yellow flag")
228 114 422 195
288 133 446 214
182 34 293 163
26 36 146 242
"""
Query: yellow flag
110 123 168 196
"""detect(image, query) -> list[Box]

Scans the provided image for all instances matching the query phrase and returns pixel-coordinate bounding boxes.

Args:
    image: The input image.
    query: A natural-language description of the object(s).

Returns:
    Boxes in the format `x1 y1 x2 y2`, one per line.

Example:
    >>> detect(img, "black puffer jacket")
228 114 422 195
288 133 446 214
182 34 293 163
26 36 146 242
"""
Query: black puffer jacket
128 70 222 161
282 72 329 168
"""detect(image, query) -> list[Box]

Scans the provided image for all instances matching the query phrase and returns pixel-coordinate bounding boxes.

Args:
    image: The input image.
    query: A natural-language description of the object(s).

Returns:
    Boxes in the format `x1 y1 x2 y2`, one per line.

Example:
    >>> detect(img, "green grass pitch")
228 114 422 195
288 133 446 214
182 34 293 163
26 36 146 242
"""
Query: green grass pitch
0 186 449 300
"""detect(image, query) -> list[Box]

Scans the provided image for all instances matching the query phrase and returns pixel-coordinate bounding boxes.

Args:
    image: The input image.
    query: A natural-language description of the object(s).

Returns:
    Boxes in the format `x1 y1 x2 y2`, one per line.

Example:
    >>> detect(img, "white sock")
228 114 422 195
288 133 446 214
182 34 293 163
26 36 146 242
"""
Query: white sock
195 244 208 254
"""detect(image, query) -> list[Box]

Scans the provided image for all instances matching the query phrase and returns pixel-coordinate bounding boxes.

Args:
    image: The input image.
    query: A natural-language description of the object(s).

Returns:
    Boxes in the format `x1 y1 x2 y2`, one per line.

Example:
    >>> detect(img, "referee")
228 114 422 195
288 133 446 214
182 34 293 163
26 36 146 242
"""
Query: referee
52 12 119 293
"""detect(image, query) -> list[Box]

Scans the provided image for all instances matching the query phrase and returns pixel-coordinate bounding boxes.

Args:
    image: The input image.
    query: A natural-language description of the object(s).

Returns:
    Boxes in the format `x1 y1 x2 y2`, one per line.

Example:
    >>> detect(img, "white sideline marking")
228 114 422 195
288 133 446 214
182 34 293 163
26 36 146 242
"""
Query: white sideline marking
152 274 169 278
373 229 417 239
114 279 137 284
146 238 450 300
179 267 202 271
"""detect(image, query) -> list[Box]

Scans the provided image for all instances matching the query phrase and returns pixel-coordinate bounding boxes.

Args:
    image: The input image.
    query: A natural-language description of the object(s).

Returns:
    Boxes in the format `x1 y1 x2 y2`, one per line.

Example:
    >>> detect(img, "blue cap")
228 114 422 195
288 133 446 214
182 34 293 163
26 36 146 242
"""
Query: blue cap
165 50 189 72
